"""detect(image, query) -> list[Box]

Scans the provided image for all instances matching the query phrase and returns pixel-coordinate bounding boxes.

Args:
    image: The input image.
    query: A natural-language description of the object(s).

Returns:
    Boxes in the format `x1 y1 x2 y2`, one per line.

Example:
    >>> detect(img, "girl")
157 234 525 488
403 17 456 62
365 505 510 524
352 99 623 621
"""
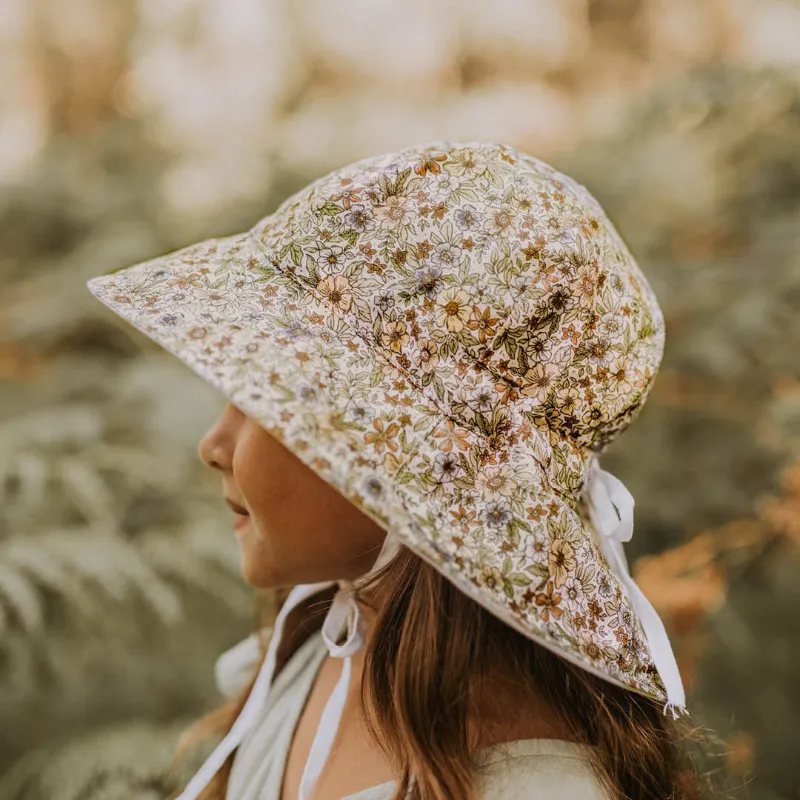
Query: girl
87 141 707 799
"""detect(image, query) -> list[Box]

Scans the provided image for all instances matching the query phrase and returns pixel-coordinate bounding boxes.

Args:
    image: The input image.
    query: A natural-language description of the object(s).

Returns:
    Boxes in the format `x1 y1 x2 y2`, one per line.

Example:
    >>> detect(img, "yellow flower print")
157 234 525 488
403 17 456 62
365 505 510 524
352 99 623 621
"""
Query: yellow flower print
434 288 471 333
555 386 580 415
375 195 413 227
548 538 577 588
316 274 353 315
383 319 409 353
480 565 504 591
86 142 670 704
432 419 470 452
364 417 400 453
415 338 439 371
521 361 560 402
382 450 409 477
572 263 597 310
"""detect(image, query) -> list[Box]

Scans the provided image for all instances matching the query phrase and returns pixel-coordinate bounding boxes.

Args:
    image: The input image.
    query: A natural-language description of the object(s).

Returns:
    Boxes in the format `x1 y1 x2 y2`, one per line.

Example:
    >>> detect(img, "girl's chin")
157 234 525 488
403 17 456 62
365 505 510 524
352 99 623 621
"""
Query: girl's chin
236 527 280 588
239 557 291 590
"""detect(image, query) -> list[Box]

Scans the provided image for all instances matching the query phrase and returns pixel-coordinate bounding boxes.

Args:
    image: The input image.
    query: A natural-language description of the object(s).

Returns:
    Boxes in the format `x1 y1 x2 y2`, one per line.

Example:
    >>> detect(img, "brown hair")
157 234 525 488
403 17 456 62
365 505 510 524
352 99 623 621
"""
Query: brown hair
168 547 714 800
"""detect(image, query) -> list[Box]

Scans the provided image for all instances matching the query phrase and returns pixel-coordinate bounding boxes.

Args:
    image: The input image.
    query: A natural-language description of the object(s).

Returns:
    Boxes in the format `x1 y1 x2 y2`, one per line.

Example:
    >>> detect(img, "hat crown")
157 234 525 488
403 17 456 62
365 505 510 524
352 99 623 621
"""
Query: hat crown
253 142 664 495
86 140 676 708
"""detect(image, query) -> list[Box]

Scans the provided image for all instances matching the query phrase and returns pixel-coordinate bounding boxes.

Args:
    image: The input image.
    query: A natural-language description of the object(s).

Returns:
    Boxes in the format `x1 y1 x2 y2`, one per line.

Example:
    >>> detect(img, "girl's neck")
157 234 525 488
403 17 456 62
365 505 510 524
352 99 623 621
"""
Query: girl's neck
467 668 577 749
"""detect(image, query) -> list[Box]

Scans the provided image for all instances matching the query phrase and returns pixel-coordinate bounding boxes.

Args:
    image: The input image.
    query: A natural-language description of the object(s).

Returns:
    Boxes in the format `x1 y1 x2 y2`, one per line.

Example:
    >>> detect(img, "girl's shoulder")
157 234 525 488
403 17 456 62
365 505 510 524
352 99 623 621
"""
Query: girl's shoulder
474 738 608 799
344 740 608 800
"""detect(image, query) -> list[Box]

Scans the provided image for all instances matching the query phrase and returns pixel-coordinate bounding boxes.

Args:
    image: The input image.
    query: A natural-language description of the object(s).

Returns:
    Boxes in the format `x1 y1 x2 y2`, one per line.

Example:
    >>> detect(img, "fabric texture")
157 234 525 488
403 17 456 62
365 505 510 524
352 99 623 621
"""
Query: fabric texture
221 627 608 800
86 140 672 701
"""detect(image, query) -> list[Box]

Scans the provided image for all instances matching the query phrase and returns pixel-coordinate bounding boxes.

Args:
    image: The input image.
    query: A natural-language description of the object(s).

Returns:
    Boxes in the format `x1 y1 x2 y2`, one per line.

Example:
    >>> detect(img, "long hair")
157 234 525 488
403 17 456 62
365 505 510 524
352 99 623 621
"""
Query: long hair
167 547 713 800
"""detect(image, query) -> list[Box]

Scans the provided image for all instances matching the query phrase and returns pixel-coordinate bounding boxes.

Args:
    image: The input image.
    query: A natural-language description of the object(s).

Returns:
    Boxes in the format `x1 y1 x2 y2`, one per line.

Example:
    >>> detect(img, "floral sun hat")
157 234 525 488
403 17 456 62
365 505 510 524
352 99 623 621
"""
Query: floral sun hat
86 141 685 799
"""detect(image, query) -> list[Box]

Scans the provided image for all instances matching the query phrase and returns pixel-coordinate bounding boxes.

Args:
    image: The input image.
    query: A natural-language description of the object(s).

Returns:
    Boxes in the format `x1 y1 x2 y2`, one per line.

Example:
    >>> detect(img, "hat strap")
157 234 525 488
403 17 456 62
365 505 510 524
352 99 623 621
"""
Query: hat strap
175 579 335 799
296 581 364 798
176 531 398 800
295 530 401 796
584 460 687 717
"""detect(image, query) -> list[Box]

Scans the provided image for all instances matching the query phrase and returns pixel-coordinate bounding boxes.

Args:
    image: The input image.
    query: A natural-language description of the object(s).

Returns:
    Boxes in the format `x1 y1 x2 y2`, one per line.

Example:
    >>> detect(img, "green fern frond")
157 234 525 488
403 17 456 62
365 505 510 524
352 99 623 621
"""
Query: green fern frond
0 718 205 800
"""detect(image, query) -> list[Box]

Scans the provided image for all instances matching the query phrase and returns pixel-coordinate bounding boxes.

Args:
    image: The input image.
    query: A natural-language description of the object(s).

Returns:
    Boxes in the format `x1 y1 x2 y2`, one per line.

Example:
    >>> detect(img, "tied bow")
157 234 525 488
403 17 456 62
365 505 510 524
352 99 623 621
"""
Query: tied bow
297 579 367 799
583 459 687 717
176 534 398 800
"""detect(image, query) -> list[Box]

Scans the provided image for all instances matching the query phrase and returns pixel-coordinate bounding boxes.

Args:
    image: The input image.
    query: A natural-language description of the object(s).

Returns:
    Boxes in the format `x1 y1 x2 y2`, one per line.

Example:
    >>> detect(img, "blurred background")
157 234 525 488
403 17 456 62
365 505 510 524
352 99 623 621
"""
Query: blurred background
1 0 799 797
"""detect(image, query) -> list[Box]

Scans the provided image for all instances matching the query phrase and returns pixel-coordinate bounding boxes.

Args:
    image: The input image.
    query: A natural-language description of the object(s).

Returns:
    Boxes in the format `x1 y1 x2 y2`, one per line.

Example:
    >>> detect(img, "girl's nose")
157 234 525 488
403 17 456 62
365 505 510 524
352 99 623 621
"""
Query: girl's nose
198 428 230 472
197 403 241 472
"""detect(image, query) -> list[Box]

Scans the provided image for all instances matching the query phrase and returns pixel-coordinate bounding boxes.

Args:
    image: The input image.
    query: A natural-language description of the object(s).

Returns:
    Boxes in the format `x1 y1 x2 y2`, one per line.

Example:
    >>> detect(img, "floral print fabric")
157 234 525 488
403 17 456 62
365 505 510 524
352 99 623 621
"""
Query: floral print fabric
87 141 668 701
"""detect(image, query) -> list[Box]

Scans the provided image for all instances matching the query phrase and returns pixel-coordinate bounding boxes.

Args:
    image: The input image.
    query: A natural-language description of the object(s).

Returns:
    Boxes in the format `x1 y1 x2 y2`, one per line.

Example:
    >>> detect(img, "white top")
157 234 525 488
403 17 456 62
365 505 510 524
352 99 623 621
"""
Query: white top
223 629 608 800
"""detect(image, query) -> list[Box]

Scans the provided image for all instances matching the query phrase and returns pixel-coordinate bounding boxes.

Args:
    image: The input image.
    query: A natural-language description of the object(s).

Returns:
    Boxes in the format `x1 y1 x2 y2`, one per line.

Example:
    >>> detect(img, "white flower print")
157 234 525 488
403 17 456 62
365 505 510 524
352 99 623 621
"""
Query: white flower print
598 312 626 340
562 575 584 611
446 148 488 177
375 195 413 227
87 141 670 705
433 452 461 484
486 205 515 235
432 172 458 198
456 375 495 413
343 204 375 233
431 241 462 269
585 337 613 365
361 474 385 501
317 245 347 271
483 500 513 529
414 266 443 298
474 464 514 499
454 204 483 232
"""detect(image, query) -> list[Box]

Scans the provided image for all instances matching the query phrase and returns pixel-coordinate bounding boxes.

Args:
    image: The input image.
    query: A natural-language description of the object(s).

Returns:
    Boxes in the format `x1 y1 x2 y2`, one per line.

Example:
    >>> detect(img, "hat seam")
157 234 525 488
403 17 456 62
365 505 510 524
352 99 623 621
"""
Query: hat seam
251 218 633 466
249 231 581 505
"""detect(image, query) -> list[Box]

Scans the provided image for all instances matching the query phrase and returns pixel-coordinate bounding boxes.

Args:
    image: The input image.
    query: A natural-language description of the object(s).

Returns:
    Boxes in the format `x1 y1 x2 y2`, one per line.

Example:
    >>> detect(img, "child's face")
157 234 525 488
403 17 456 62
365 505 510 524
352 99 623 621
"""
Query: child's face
198 402 387 588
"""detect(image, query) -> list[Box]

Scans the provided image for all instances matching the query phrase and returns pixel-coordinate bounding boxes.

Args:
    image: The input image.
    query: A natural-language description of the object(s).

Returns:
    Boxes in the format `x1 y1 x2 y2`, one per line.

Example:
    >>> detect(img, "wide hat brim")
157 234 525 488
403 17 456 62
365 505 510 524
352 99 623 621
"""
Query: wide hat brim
87 227 667 703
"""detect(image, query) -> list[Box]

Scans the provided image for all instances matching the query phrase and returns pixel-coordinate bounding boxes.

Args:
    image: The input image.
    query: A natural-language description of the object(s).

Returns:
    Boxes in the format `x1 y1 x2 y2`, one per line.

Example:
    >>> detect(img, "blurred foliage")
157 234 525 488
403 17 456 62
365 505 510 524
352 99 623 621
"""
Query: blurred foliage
1 0 799 798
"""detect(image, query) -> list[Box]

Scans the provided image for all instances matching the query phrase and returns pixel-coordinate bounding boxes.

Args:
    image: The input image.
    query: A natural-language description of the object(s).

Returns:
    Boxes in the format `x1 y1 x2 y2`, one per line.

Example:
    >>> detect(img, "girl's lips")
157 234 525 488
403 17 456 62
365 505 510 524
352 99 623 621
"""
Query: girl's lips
225 497 249 515
233 512 250 531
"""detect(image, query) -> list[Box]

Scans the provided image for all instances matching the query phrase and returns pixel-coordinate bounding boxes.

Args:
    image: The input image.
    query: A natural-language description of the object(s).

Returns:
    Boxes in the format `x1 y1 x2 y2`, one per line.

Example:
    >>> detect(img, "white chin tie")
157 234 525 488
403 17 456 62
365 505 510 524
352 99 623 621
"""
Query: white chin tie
583 457 687 717
176 534 398 800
